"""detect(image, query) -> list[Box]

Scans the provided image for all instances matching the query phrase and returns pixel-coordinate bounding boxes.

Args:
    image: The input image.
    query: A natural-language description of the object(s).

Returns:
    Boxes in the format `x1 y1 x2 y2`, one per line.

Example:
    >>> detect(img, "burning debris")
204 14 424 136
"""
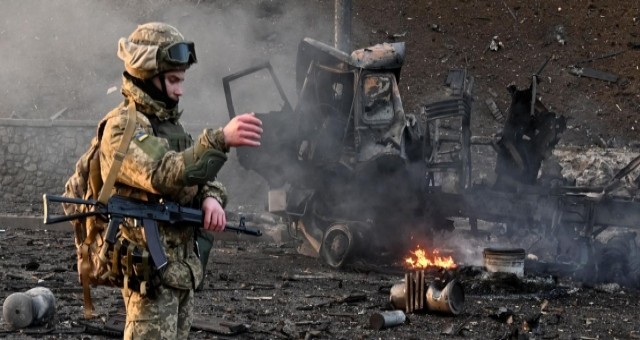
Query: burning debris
404 246 456 270
388 249 464 317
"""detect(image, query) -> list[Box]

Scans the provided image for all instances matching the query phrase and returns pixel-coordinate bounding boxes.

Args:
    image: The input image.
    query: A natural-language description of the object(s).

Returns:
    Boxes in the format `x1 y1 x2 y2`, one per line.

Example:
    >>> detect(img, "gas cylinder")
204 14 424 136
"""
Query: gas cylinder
2 287 56 329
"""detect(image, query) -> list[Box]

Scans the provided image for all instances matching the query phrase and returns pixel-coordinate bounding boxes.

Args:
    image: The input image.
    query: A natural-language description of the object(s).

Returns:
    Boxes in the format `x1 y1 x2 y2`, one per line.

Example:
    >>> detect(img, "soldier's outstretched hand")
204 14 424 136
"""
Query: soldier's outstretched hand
223 113 263 147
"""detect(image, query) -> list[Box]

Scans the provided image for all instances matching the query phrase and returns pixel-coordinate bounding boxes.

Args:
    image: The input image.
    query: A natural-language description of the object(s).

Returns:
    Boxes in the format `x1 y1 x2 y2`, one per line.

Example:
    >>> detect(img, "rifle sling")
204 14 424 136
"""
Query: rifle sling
81 216 100 319
97 100 137 205
81 99 137 319
80 242 94 319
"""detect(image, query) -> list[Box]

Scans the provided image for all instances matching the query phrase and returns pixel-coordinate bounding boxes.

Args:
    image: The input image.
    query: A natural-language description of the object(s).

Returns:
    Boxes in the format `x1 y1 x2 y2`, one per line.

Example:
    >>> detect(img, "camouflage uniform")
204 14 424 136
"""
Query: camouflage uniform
100 22 228 339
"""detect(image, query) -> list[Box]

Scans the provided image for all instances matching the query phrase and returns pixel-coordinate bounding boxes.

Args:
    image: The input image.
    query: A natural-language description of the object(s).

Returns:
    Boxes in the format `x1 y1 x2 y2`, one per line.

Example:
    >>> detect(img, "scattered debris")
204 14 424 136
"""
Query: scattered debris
104 314 125 335
502 1 517 22
489 306 514 324
567 66 619 83
191 316 248 336
487 35 504 52
522 312 542 332
554 24 567 45
245 296 273 301
49 107 67 121
369 310 407 330
390 271 465 315
281 273 336 281
78 320 123 338
297 293 367 310
574 50 626 66
485 98 505 123
483 248 525 277
441 316 472 336
2 287 56 330
431 24 443 33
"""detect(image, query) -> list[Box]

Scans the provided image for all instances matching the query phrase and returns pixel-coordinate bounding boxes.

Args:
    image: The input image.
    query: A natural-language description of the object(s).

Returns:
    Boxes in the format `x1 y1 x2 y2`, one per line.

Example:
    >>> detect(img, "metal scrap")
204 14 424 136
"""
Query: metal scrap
49 108 67 121
485 98 505 123
191 316 248 336
297 293 367 310
487 35 503 52
575 50 626 66
567 66 618 83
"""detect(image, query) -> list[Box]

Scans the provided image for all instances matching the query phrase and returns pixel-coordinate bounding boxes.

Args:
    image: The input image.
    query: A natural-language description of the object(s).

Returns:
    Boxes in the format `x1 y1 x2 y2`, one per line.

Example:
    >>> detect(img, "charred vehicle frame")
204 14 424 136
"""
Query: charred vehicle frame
223 37 640 279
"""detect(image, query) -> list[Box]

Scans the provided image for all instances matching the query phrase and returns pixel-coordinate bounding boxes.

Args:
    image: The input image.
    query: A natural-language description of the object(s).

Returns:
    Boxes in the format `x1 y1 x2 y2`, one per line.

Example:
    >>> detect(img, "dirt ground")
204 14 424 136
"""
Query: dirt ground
1 225 640 339
2 0 640 339
353 0 640 148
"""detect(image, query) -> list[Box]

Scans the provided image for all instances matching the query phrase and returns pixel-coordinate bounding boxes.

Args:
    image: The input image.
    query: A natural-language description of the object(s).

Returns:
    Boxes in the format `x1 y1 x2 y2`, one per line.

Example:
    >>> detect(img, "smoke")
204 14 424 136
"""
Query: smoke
1 0 334 119
1 0 336 208
0 0 127 118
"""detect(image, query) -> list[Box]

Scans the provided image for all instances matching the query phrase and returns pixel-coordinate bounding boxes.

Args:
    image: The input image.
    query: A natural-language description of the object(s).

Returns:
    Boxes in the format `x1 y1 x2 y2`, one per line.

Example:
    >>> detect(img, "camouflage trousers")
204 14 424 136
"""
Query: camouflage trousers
122 285 194 340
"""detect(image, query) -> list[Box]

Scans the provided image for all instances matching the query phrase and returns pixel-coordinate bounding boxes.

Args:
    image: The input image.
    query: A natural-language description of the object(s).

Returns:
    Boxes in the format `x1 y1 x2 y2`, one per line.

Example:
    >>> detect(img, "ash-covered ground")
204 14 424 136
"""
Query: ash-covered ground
1 222 640 339
2 0 640 339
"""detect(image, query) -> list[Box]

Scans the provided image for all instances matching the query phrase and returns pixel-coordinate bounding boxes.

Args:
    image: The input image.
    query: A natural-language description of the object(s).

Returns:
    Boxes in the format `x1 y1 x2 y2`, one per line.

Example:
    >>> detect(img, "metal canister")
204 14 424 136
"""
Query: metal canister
483 248 526 277
3 287 56 329
319 222 371 268
389 282 407 310
369 310 407 330
425 279 465 315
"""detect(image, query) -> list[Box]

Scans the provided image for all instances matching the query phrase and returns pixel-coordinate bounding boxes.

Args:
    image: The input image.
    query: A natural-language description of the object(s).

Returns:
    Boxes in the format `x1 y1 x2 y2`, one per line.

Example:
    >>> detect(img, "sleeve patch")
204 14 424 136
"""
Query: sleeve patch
135 132 149 142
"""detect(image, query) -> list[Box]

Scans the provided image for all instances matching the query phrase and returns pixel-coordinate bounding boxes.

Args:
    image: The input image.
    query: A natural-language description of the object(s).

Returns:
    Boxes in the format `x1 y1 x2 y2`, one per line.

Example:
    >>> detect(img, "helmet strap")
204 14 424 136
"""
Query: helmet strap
159 73 168 98
125 72 178 110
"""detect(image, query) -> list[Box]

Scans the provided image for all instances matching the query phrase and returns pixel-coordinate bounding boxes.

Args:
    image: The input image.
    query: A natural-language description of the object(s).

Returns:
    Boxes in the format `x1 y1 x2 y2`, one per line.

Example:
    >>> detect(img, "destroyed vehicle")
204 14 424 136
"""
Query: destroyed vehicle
224 38 640 278
223 38 440 268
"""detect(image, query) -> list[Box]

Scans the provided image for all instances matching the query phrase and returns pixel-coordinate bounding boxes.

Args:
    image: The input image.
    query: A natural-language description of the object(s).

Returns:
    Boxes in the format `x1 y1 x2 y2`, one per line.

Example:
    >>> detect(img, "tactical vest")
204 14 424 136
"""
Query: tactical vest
147 115 192 152
146 114 214 291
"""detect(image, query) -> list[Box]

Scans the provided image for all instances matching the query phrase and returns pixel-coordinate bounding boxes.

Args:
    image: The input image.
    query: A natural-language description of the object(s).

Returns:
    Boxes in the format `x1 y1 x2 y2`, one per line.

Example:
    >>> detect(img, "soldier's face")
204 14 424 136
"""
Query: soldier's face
153 70 186 101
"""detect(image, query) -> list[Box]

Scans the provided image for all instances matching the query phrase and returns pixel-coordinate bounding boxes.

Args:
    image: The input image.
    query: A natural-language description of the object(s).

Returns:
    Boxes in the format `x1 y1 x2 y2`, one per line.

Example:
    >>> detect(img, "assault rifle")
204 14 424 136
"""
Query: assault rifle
42 194 262 270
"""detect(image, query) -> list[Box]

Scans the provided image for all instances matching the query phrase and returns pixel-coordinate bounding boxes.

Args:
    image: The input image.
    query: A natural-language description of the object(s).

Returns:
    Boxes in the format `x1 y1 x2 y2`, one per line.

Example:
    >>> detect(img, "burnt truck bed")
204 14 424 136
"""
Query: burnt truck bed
433 186 640 235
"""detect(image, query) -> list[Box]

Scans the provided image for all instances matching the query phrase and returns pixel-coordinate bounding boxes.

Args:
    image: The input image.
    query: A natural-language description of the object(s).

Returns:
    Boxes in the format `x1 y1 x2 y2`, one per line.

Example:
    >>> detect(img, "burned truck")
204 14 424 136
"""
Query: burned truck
224 37 640 277
224 38 435 267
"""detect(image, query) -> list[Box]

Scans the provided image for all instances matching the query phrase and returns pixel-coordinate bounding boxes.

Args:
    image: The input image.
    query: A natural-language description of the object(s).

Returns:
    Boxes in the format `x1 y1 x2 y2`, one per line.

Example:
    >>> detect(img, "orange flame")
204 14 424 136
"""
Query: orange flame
405 247 456 269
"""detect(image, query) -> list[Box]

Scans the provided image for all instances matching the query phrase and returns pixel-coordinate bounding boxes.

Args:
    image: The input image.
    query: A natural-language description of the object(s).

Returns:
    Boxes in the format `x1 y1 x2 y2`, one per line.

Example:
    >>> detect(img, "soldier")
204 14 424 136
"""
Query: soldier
104 22 262 339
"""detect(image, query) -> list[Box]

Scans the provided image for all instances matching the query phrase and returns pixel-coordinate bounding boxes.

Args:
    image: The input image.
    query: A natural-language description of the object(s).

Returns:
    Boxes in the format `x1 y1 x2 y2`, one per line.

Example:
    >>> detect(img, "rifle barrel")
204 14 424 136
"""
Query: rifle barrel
225 223 262 236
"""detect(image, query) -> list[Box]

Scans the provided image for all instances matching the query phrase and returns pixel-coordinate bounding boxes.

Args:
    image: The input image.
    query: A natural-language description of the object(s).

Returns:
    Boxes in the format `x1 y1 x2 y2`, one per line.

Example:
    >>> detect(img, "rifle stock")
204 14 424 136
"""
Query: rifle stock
43 194 101 224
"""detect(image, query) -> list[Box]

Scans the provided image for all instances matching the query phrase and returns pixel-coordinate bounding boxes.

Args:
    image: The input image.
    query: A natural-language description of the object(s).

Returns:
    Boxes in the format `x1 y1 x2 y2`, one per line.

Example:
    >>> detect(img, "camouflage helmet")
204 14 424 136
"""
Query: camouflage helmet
117 22 197 80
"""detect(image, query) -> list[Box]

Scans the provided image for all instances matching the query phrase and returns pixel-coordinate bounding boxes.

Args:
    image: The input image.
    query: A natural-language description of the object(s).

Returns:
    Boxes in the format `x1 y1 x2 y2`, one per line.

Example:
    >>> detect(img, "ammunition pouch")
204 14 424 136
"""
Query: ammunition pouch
101 238 162 299
183 149 227 186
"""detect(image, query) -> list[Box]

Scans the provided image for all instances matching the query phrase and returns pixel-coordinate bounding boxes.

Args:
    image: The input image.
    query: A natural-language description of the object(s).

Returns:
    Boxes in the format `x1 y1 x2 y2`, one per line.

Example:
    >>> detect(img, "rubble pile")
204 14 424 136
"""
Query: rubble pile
554 148 640 196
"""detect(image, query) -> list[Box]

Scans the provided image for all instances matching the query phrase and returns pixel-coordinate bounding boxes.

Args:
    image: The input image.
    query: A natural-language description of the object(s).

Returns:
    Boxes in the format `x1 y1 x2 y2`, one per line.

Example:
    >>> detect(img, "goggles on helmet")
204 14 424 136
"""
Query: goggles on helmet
162 41 197 65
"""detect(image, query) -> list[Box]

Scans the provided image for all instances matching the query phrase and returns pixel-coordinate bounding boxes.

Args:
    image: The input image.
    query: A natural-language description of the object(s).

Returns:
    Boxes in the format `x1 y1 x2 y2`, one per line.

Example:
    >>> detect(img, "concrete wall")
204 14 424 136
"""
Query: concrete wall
0 118 269 215
0 119 95 210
